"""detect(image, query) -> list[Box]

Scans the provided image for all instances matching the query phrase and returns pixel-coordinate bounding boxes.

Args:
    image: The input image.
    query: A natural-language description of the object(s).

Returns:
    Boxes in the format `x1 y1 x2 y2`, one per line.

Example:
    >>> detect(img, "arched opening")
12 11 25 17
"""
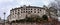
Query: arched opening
42 15 48 21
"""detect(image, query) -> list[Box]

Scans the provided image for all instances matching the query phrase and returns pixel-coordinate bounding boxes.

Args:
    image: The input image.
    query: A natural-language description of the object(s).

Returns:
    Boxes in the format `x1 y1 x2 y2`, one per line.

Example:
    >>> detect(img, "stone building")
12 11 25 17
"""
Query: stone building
6 5 59 25
7 5 58 22
7 5 47 22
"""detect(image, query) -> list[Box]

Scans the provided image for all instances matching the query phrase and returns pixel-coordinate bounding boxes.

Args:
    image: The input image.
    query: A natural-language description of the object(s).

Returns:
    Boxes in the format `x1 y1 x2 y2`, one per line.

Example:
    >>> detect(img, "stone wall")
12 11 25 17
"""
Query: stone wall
5 22 57 25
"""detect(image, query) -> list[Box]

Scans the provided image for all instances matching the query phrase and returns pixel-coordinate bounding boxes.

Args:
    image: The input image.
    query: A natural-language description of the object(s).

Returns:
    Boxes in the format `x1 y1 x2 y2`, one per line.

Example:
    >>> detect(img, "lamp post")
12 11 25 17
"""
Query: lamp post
3 12 6 25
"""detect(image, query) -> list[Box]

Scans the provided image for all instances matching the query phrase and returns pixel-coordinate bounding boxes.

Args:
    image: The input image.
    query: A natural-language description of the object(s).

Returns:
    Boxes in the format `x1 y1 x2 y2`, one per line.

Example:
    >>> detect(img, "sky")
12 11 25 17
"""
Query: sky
0 0 55 19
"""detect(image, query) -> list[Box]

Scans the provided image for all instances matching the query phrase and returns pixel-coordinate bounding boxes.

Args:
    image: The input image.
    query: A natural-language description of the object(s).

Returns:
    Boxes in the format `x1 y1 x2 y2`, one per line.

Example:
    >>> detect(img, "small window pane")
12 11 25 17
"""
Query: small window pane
38 12 39 13
31 11 32 13
31 9 32 10
34 9 36 10
34 11 36 13
40 10 41 11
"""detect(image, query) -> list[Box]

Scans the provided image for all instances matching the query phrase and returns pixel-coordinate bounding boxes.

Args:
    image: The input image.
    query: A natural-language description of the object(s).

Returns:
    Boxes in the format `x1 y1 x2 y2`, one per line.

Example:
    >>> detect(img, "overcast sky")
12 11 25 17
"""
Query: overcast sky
0 0 55 19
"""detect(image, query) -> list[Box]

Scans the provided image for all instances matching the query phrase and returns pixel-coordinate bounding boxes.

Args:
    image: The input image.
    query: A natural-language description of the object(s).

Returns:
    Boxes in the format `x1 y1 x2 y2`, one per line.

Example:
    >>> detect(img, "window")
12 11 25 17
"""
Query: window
21 9 23 10
21 12 22 13
13 11 14 15
34 11 36 13
26 9 27 10
18 12 20 14
31 9 32 10
23 11 25 13
38 12 39 13
28 11 30 13
40 10 41 11
15 10 17 14
24 9 25 10
26 11 30 13
26 11 27 13
13 11 14 12
31 11 32 13
15 12 17 14
18 9 20 11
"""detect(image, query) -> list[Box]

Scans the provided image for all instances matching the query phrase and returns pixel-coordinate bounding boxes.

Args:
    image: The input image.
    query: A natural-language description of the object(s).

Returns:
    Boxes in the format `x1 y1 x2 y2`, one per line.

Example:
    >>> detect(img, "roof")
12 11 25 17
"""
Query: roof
10 5 44 11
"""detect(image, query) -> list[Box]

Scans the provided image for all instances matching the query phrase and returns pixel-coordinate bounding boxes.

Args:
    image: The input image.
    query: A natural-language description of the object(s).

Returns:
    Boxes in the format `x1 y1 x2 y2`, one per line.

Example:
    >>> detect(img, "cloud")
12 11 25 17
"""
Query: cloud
0 0 13 3
16 0 48 6
0 0 19 19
